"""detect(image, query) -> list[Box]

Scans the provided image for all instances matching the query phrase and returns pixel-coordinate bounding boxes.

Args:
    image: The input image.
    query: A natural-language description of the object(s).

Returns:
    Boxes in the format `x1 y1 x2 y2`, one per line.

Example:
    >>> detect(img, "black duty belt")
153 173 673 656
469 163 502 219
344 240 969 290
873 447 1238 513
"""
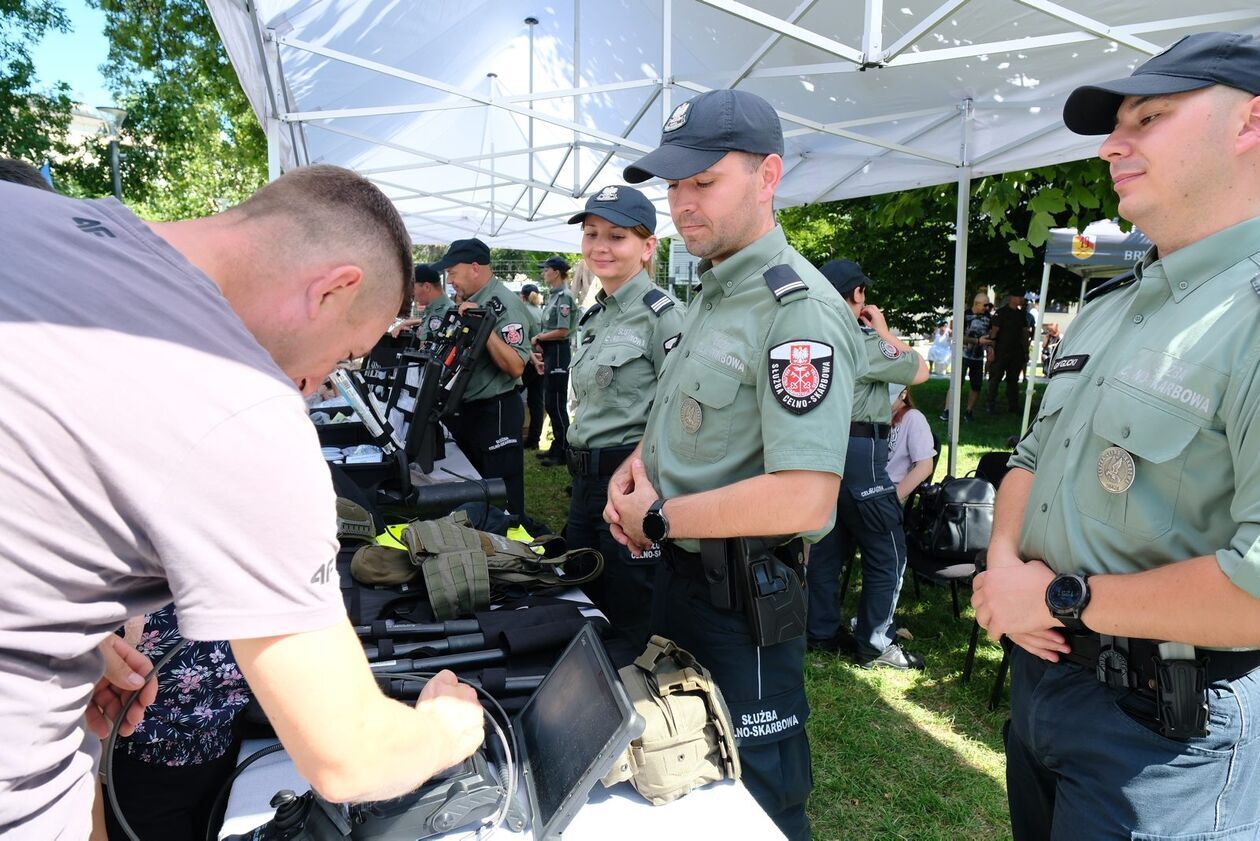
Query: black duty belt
1062 633 1260 694
565 444 637 477
849 421 891 440
662 539 805 579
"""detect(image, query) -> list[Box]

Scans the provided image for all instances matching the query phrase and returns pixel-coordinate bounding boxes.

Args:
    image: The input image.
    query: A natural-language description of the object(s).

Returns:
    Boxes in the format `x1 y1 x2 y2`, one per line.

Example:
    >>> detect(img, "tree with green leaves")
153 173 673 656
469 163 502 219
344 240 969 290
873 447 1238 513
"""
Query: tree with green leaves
57 0 266 218
0 0 73 162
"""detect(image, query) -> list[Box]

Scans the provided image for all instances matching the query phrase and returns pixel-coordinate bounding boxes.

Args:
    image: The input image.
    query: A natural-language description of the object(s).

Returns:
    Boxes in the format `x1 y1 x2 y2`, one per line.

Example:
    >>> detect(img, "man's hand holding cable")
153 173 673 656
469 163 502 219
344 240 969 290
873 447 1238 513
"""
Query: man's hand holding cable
86 635 157 739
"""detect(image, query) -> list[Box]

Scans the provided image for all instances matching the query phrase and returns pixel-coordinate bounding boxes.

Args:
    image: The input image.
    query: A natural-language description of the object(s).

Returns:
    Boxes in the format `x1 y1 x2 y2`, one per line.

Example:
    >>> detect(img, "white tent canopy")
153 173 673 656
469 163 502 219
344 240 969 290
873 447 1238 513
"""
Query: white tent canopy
208 0 1260 251
208 0 1259 471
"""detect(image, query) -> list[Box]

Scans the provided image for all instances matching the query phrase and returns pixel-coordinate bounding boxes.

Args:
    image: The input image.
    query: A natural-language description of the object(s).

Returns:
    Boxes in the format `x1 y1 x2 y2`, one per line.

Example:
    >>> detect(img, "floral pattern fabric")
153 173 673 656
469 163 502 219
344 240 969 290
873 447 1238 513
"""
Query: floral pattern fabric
118 603 251 766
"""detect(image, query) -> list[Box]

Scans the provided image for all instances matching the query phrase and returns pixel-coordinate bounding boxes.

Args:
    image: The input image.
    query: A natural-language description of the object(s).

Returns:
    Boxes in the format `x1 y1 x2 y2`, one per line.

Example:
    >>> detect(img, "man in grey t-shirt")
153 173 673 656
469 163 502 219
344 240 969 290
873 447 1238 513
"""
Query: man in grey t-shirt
0 167 483 838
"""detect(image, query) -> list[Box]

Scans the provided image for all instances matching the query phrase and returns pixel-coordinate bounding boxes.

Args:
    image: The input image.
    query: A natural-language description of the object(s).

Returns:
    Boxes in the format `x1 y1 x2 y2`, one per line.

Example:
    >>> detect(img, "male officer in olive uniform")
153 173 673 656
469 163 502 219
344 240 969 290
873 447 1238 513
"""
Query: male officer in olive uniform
535 256 579 466
432 238 532 517
605 89 866 841
518 283 545 449
806 259 928 668
972 31 1260 840
986 288 1034 414
391 263 455 343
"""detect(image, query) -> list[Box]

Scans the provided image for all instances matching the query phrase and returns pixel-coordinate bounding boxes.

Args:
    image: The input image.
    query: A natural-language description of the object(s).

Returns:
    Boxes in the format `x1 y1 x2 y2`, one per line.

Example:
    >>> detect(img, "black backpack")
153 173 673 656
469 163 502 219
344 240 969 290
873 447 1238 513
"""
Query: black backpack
905 476 995 562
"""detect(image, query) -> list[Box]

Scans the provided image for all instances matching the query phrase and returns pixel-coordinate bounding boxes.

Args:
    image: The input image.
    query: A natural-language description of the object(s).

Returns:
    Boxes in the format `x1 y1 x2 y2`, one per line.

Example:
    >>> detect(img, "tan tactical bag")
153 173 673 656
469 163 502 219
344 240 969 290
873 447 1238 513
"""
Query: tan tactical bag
602 636 741 804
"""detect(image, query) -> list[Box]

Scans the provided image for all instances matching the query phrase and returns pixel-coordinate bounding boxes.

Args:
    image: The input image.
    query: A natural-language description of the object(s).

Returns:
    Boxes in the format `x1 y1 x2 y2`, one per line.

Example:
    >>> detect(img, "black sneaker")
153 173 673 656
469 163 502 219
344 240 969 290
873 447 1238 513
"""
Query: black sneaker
807 627 859 655
938 410 949 421
963 410 974 422
858 643 925 671
539 456 566 468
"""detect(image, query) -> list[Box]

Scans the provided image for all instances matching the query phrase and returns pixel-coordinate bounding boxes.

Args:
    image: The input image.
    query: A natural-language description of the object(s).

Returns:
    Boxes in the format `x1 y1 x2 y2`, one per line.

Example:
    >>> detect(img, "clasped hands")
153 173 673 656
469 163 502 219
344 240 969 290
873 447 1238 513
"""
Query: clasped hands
603 458 660 556
971 551 1072 662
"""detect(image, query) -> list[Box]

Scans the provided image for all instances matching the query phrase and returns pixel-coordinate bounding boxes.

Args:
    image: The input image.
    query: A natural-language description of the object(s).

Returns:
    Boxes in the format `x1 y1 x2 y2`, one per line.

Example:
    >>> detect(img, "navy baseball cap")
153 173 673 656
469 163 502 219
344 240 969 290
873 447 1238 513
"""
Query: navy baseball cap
567 185 658 233
623 89 784 183
1064 32 1260 135
413 263 441 285
820 259 871 297
432 238 490 270
539 256 570 272
520 283 540 296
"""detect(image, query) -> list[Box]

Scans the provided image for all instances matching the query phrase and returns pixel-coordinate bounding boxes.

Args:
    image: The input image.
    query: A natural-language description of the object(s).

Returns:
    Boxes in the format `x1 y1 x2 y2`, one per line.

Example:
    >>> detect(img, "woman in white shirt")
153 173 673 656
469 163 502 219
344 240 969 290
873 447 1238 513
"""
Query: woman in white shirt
887 383 937 500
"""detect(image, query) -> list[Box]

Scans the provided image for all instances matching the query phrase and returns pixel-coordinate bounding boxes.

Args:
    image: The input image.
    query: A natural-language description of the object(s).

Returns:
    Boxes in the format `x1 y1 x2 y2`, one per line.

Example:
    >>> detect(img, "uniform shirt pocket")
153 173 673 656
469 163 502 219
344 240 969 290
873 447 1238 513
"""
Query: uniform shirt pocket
593 342 649 409
1073 385 1201 541
668 360 742 464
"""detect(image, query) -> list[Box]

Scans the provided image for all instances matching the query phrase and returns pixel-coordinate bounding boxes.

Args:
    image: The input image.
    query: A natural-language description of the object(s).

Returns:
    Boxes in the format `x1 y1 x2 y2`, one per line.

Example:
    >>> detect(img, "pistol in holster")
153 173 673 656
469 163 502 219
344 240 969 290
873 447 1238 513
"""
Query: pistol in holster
698 537 807 647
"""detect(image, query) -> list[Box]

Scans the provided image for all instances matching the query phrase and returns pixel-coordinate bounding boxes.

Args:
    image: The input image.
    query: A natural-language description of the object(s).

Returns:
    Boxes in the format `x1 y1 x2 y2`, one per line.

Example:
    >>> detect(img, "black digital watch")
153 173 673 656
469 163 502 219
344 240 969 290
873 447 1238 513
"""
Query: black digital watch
1045 572 1092 633
642 499 670 543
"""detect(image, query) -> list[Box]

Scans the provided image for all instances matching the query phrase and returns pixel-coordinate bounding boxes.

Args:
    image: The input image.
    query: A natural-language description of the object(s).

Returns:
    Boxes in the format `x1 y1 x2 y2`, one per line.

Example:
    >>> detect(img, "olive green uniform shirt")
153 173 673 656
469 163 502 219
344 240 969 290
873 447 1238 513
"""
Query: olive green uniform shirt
568 270 686 450
541 284 579 334
851 327 924 424
1012 215 1260 605
640 227 867 551
461 277 533 402
523 303 543 341
420 292 455 341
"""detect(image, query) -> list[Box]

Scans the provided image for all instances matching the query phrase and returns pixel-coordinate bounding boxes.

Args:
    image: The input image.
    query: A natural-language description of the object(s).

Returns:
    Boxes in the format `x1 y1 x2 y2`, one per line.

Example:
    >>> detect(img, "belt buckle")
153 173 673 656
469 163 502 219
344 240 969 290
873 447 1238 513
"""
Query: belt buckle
1096 636 1132 690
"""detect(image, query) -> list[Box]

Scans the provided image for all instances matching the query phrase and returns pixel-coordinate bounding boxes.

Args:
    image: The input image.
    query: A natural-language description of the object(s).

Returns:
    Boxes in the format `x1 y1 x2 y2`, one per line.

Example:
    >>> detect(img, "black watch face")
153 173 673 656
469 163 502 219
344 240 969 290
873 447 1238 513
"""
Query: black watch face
1047 575 1085 613
644 513 665 542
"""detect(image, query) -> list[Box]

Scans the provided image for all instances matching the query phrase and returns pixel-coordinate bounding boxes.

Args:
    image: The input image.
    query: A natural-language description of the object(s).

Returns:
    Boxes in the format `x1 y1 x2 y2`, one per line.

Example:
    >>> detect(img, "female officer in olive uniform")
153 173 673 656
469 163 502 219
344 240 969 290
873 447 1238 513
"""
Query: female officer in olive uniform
535 257 579 465
564 185 684 646
806 259 929 669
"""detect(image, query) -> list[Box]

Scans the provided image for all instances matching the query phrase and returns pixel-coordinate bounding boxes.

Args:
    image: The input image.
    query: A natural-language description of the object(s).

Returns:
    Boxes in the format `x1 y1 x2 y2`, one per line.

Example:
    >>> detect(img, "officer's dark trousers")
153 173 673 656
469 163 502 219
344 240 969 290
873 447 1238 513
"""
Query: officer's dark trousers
541 341 571 455
806 435 907 657
565 459 655 648
447 390 525 517
652 565 812 841
520 366 544 447
1006 645 1260 840
987 354 1024 411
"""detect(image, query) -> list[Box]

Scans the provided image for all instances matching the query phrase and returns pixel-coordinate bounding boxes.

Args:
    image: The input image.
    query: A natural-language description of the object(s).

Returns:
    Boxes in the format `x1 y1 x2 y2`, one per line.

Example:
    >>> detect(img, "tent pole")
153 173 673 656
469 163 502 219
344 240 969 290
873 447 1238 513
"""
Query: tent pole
947 98 973 477
662 0 673 118
526 16 538 215
1021 262 1052 433
573 0 582 195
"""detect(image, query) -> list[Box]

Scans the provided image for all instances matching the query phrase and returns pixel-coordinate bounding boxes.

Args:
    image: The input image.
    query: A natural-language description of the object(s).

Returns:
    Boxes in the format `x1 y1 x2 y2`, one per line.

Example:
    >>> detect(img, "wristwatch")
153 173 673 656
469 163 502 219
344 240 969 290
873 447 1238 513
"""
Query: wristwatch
642 499 670 543
1045 572 1092 633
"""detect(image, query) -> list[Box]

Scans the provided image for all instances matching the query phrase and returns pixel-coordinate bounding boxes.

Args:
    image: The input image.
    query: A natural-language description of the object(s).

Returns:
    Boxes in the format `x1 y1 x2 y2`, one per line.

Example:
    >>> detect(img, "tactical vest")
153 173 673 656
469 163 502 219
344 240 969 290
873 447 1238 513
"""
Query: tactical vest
602 636 741 804
350 511 603 620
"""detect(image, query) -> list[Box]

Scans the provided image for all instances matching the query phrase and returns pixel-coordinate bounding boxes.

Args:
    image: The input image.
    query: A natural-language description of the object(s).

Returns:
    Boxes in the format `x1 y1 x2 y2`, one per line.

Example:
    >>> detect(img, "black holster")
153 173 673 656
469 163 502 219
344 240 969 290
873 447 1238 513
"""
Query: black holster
698 537 807 647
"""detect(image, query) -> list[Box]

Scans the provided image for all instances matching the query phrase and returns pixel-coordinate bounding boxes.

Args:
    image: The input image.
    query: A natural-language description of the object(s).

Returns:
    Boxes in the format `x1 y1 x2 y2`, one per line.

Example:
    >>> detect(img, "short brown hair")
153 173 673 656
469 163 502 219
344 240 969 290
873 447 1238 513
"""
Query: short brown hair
232 165 413 315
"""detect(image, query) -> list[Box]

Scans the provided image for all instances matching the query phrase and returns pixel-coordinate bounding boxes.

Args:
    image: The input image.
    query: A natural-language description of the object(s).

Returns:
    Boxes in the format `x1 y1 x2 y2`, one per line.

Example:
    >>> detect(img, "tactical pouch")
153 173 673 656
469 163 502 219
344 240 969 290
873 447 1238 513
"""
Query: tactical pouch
602 636 741 804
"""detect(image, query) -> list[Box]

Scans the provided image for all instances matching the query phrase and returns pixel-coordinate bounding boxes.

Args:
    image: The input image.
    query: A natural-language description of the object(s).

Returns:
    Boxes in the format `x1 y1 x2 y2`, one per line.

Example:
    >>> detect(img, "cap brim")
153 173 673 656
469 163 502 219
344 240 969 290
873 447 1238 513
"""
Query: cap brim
567 208 654 233
430 255 456 271
1063 73 1214 134
623 145 726 184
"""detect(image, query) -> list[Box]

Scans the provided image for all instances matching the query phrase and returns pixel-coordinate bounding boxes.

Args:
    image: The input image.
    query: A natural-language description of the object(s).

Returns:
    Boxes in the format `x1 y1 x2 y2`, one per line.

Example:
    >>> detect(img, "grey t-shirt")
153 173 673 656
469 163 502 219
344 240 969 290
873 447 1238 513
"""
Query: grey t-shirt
0 184 346 836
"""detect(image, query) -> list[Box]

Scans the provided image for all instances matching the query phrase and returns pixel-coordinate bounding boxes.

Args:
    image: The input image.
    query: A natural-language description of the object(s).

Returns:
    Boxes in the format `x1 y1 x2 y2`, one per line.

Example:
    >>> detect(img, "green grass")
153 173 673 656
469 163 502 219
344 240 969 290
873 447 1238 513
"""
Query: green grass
522 376 1044 840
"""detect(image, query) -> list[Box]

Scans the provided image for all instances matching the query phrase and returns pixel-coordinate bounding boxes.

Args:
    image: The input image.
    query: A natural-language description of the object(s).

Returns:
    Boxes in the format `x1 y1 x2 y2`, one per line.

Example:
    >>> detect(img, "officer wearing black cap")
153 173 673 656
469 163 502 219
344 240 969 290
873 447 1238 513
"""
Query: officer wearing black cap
431 237 533 517
607 88 866 841
807 259 928 668
986 287 1034 414
972 31 1260 839
390 263 454 342
563 185 684 646
535 255 578 466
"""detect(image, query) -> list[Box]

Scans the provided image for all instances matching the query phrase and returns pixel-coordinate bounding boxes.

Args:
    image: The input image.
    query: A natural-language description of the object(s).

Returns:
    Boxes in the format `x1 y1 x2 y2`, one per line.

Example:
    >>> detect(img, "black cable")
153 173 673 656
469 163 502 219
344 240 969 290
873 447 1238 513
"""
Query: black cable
102 638 188 841
203 742 287 841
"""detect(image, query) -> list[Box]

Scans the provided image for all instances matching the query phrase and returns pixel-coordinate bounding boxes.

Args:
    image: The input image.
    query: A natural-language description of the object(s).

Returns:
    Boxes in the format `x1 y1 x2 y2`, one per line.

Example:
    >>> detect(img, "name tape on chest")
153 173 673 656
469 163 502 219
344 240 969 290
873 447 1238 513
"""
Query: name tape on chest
768 340 833 414
1048 354 1089 377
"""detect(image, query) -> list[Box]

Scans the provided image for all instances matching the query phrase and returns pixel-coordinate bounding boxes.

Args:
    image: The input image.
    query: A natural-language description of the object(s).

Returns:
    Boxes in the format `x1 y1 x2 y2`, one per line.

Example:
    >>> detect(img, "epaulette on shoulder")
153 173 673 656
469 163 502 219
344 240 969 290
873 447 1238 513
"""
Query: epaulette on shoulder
642 288 676 317
763 264 809 303
1083 270 1136 304
578 301 604 326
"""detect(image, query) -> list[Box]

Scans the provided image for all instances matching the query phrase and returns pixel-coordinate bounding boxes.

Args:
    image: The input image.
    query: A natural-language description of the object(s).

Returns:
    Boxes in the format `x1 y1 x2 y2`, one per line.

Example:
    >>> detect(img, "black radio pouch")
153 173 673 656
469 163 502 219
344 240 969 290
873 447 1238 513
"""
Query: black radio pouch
1156 657 1209 741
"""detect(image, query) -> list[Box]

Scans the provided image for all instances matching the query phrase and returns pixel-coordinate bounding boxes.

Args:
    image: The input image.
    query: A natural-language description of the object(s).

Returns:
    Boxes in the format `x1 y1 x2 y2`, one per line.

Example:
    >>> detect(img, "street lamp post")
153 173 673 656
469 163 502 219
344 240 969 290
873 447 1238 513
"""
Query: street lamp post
98 106 128 200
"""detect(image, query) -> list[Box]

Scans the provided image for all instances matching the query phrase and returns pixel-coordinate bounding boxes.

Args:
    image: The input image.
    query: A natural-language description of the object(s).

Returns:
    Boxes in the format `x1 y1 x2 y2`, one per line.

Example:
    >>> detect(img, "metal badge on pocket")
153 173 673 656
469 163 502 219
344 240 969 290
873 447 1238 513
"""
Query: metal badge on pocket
1097 446 1136 494
681 397 703 433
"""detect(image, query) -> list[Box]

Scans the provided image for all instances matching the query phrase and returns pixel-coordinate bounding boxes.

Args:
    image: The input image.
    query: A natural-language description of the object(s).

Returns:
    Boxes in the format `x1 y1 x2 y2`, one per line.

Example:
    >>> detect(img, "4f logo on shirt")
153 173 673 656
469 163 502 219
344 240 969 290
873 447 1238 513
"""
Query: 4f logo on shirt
310 558 337 586
500 322 524 345
769 340 833 414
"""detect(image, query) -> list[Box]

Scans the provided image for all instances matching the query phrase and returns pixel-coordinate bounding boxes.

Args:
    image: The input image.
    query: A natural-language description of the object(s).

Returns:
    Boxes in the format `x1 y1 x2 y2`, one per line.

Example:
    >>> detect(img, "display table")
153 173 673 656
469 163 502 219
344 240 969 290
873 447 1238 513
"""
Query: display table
218 739 784 840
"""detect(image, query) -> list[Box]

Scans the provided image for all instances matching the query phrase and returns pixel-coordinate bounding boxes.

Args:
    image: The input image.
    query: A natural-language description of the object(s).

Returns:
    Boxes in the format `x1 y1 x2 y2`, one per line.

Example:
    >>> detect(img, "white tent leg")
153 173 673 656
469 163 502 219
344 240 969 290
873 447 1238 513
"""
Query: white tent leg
1021 262 1053 434
947 99 973 477
267 115 281 181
